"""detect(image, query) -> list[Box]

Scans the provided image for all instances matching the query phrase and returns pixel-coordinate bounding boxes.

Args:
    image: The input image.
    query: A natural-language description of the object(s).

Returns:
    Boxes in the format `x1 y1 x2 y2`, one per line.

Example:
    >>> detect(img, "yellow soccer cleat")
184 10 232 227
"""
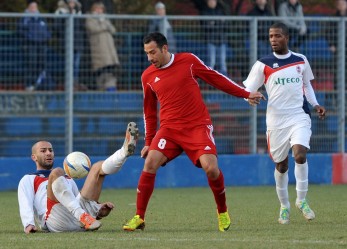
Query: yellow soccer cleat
217 211 231 232
123 215 145 231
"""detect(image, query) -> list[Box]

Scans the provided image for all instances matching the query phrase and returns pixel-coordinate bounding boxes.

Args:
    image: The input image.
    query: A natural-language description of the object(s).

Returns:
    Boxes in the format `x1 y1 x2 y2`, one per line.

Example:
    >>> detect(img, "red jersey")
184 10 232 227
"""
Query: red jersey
141 53 250 146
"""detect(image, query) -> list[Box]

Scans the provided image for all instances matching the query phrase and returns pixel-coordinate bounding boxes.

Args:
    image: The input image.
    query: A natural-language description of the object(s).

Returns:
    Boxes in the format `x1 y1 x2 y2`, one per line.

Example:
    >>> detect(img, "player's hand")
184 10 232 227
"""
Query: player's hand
247 98 260 106
25 224 37 234
141 146 149 158
314 105 326 120
247 92 266 106
97 202 114 219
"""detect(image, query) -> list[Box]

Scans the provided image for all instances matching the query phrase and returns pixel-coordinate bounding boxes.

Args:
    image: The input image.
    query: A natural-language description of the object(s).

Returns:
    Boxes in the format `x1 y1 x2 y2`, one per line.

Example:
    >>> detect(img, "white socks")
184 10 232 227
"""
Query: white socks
274 161 309 208
101 148 127 175
52 176 85 220
274 169 290 209
295 161 308 203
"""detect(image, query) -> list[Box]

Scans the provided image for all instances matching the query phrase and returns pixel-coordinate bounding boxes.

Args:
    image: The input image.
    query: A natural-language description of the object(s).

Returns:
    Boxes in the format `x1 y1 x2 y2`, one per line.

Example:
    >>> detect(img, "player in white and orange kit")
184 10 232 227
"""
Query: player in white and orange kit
18 122 139 233
243 22 326 224
122 32 265 232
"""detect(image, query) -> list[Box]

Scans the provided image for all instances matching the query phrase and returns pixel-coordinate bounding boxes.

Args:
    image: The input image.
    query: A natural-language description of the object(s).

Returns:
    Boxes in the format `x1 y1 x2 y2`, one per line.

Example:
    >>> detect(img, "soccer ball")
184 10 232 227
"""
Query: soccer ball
63 151 91 179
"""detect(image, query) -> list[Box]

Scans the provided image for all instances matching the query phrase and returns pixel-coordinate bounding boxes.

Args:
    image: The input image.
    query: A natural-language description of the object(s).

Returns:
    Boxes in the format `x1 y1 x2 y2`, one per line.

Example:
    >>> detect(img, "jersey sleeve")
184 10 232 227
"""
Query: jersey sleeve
243 60 265 92
18 175 36 231
302 57 319 107
190 54 250 98
142 74 158 146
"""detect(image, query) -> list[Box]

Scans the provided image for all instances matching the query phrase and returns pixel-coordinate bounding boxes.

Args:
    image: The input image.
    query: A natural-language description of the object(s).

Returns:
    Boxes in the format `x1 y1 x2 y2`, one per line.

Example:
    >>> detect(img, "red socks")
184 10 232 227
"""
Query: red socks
135 170 227 218
208 170 227 213
136 171 156 219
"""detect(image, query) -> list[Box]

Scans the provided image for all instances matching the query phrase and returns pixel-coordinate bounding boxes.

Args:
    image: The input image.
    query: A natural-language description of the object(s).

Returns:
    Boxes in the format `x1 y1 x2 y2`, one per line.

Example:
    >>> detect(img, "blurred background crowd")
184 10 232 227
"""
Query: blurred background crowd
0 0 345 157
0 0 344 91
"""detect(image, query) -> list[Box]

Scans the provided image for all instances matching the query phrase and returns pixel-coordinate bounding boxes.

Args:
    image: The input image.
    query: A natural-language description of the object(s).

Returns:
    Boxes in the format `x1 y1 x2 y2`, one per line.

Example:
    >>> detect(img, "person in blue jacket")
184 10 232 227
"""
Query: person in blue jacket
18 1 53 91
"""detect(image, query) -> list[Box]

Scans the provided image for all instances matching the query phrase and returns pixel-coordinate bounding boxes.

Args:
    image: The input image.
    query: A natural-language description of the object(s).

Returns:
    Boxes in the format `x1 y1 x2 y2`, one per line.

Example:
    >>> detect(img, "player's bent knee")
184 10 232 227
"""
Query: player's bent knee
50 168 65 179
143 162 161 173
144 154 166 173
90 162 103 175
202 164 219 179
294 153 307 164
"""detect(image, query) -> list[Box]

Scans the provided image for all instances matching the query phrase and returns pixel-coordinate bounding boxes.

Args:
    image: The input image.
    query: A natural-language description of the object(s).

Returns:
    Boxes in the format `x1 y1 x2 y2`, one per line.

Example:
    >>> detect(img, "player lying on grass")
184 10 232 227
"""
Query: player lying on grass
18 122 139 233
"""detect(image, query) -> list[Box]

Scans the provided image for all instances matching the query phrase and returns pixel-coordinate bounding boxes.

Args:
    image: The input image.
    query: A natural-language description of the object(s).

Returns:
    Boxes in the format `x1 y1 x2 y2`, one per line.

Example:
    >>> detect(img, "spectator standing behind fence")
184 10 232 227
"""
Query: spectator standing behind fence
200 0 228 76
85 2 119 91
324 0 347 93
18 1 53 91
325 0 347 55
278 0 307 51
247 0 273 44
55 0 87 90
148 2 177 53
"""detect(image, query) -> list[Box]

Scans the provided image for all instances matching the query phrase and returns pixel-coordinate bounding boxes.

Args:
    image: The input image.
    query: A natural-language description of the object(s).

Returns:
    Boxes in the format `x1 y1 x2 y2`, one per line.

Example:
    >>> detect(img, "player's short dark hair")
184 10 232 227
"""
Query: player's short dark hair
270 22 289 37
143 32 168 49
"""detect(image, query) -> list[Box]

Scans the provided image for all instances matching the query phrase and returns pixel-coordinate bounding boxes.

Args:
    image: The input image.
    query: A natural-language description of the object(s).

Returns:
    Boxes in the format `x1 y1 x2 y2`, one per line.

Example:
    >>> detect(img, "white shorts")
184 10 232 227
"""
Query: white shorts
45 193 102 232
266 119 311 163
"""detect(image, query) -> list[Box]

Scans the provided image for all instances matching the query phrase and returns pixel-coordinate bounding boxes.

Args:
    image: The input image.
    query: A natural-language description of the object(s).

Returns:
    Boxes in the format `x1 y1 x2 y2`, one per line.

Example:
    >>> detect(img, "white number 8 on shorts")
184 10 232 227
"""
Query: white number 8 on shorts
158 138 166 149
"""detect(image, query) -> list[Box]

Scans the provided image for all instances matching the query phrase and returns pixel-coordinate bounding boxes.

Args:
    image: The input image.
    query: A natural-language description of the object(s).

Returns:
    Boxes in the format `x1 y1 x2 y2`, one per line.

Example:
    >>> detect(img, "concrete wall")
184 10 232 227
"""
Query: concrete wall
0 154 337 191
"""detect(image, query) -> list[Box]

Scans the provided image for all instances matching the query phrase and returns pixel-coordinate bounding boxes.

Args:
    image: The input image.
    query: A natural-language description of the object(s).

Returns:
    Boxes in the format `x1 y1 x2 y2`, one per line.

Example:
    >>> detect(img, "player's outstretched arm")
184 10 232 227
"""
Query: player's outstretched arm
314 105 326 119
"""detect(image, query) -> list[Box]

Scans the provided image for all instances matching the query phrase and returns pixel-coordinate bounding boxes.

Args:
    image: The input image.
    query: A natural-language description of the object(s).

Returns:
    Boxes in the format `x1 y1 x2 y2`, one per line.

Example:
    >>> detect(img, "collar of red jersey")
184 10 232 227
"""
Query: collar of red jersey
161 53 174 69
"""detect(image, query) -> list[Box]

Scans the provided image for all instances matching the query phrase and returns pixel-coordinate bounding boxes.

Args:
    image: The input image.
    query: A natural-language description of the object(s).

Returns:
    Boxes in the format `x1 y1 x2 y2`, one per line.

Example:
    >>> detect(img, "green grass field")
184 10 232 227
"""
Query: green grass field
1 185 346 249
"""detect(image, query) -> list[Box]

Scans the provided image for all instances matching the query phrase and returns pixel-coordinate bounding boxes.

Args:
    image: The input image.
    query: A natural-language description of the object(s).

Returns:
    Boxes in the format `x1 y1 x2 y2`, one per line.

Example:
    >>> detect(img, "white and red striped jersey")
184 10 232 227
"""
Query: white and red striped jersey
17 170 78 232
243 51 319 130
141 52 250 146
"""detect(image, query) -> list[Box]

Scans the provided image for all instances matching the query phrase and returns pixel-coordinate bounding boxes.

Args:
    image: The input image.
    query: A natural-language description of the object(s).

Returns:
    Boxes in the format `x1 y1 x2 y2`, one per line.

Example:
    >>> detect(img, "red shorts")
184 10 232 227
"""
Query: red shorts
149 124 217 167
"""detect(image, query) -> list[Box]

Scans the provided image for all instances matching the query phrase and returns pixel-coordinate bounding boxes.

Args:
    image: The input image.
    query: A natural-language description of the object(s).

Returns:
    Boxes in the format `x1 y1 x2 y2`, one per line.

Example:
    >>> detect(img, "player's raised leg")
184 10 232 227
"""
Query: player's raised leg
81 122 139 201
47 168 101 231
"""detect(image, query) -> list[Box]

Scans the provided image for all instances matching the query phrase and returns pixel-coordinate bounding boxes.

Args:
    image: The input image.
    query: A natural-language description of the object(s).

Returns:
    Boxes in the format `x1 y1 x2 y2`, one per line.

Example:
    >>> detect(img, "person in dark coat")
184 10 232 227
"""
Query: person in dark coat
18 1 52 90
200 0 228 76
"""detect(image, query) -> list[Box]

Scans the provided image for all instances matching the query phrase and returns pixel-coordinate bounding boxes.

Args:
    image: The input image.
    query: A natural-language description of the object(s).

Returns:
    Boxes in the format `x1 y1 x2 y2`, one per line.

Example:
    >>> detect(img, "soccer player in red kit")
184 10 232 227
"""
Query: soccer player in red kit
123 32 265 232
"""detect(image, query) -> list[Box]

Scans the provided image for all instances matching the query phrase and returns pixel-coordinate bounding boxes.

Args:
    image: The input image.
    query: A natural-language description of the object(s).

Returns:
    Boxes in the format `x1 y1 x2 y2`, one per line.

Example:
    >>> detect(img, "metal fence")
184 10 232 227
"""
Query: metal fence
0 13 345 157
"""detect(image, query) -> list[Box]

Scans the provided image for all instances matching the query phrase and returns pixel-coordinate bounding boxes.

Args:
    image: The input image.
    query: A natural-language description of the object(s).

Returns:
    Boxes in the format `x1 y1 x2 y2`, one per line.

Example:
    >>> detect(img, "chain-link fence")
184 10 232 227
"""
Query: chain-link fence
0 13 345 157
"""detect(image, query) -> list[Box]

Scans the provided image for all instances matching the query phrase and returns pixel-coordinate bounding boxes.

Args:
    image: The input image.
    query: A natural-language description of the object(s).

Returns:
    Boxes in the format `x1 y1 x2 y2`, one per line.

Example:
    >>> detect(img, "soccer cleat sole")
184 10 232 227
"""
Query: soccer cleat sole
123 222 145 232
124 122 139 157
85 222 102 231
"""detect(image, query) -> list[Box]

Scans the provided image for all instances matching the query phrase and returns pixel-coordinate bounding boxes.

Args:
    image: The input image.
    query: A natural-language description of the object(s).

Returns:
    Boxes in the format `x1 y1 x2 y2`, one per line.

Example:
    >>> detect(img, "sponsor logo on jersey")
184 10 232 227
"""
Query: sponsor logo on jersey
154 77 160 83
273 63 279 68
274 77 300 85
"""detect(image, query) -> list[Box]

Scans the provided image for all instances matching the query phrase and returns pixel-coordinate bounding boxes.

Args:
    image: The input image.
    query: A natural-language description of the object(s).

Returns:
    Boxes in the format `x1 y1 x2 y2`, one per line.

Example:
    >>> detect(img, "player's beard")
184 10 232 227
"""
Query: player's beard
39 157 54 170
